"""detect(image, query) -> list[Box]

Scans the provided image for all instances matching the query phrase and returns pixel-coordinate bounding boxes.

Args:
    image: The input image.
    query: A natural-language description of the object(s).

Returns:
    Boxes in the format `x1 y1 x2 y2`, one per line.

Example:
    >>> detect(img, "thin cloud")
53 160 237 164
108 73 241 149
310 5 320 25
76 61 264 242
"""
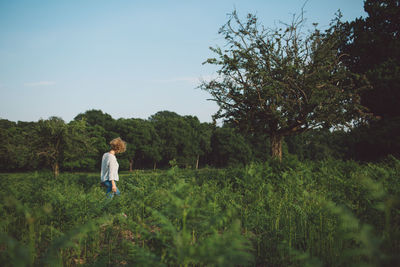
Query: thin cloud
24 81 56 87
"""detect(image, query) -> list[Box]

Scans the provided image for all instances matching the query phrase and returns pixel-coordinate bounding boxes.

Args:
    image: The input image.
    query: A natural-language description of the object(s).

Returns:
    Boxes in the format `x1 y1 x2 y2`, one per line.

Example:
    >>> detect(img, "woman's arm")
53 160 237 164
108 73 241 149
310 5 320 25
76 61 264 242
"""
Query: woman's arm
111 180 117 192
109 155 119 192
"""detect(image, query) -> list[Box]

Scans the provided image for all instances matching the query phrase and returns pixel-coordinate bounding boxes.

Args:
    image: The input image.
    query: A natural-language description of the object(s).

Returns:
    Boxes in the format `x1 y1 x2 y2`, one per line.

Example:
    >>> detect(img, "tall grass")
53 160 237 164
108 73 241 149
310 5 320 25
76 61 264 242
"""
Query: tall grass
0 157 399 266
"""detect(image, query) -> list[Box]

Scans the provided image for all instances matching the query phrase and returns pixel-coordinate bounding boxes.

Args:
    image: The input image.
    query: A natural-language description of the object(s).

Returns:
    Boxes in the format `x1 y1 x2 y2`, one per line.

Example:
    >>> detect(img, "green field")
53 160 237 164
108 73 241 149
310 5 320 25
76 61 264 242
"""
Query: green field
1 158 400 266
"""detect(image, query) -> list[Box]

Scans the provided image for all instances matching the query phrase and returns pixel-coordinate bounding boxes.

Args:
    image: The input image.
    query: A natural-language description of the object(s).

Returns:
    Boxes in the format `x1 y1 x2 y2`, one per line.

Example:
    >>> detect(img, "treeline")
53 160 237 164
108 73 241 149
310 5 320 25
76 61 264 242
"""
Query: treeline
0 110 255 172
0 108 397 173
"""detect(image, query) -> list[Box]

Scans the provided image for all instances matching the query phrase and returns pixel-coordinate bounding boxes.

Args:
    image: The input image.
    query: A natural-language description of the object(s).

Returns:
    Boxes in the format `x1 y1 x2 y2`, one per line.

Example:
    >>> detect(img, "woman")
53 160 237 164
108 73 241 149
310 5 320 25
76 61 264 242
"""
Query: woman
100 137 126 198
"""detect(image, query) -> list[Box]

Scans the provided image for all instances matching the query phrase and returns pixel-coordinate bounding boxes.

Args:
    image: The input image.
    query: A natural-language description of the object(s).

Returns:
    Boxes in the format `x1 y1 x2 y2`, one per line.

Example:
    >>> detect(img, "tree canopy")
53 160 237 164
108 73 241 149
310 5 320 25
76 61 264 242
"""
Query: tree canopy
201 11 369 160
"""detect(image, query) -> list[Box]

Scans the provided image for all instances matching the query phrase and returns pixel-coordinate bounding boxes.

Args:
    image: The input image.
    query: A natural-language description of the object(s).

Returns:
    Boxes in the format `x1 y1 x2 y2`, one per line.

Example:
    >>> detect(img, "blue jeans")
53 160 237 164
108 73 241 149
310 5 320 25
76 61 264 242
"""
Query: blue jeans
102 180 121 198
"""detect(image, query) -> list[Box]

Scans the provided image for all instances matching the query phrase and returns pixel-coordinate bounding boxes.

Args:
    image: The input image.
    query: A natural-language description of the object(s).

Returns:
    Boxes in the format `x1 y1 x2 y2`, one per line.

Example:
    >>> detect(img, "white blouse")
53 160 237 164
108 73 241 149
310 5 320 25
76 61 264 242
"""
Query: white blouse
100 152 119 182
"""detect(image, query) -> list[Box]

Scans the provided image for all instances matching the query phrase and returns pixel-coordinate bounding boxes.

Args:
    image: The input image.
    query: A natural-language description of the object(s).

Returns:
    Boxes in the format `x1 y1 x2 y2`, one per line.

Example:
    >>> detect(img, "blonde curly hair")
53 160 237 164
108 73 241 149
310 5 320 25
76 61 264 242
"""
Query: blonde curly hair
110 137 127 154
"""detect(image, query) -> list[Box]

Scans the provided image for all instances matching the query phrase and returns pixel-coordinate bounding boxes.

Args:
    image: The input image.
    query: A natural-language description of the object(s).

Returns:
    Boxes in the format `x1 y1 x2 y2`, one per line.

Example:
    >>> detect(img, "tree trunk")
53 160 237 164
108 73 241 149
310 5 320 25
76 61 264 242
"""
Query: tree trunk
129 159 133 172
53 162 60 178
270 134 283 161
196 155 199 170
153 161 157 170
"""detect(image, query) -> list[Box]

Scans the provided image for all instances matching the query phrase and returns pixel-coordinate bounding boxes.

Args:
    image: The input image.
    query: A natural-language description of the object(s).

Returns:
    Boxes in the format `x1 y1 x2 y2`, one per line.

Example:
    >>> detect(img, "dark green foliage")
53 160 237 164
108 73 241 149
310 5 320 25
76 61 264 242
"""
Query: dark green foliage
285 129 350 161
1 158 399 266
1 110 256 172
346 117 400 161
0 106 397 173
341 0 400 118
209 126 252 167
0 120 38 171
340 0 400 160
149 111 212 168
114 117 162 170
74 109 116 140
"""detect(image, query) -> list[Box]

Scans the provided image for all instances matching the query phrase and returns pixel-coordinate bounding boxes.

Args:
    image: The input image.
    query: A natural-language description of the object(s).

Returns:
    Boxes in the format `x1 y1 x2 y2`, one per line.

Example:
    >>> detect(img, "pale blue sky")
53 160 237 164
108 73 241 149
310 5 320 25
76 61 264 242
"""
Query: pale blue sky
0 0 366 123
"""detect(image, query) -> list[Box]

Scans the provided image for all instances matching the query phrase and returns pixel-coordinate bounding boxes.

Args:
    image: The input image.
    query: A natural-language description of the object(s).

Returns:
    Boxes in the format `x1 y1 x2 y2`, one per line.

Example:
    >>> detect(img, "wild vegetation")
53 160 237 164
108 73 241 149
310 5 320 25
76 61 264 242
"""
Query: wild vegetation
1 157 399 266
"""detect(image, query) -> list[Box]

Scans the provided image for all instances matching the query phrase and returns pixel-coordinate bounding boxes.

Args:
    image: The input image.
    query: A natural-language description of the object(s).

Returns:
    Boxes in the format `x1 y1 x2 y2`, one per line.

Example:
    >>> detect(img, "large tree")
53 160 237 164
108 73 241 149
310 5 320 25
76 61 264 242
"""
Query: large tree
0 120 37 171
201 11 369 160
149 111 204 168
341 0 400 118
340 0 400 159
114 118 162 170
35 117 94 177
74 109 117 141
